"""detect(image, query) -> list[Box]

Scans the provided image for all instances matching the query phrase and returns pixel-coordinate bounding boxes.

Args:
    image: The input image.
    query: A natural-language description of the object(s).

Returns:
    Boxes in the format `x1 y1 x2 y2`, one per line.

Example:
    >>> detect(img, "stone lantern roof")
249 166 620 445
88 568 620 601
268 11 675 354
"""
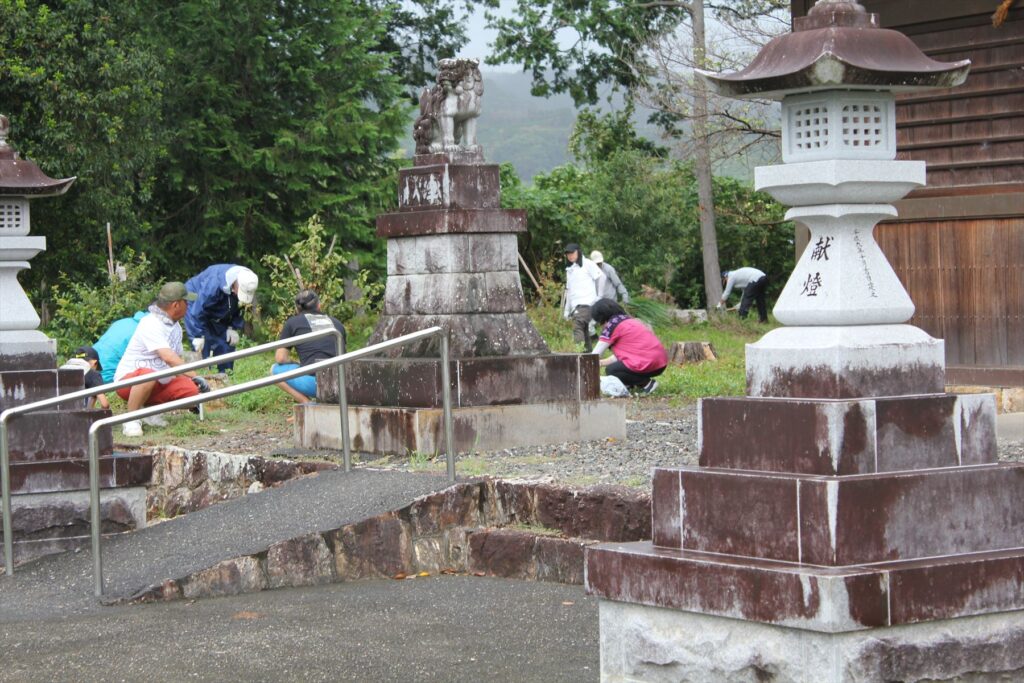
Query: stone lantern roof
697 0 970 100
0 115 76 197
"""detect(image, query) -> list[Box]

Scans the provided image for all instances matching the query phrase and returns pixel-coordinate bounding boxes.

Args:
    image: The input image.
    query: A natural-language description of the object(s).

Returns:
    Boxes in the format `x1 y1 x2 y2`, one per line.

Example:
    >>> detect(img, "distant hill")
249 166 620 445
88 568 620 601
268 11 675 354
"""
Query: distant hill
400 70 579 181
401 70 777 184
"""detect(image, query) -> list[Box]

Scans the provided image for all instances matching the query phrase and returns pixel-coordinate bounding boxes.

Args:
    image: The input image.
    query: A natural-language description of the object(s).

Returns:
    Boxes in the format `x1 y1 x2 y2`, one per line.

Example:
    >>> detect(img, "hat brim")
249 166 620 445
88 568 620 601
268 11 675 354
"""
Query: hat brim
237 289 255 305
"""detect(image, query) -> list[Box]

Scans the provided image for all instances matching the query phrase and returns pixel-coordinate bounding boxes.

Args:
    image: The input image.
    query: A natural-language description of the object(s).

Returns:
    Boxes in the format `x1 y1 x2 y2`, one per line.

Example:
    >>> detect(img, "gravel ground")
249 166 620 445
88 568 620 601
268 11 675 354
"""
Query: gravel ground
160 398 1024 489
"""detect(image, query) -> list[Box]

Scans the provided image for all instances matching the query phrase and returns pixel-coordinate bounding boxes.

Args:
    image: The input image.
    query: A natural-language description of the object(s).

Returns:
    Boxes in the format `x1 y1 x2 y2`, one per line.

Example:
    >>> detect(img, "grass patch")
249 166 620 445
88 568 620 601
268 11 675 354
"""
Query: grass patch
507 522 564 537
529 298 775 400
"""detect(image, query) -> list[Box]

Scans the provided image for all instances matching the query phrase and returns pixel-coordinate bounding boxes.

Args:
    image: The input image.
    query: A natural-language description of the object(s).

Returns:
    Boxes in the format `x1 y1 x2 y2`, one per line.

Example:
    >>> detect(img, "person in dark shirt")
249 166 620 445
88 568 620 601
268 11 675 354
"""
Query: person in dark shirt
271 289 346 404
60 346 110 409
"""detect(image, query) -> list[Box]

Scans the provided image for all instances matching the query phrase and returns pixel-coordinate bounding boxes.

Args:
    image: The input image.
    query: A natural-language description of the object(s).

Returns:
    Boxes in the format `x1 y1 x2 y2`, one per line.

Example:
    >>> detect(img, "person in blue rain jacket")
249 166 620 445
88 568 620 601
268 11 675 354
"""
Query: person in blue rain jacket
92 310 148 383
184 264 259 372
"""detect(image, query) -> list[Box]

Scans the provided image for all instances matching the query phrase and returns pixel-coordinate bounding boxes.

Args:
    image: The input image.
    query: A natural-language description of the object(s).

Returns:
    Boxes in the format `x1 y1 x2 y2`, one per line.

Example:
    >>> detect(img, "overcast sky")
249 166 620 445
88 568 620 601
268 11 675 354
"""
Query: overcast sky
454 1 528 72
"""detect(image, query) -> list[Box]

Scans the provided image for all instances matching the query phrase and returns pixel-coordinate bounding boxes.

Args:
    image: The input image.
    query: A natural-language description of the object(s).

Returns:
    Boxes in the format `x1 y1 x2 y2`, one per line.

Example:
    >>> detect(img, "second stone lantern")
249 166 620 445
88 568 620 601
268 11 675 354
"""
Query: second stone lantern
585 3 1024 681
705 0 971 398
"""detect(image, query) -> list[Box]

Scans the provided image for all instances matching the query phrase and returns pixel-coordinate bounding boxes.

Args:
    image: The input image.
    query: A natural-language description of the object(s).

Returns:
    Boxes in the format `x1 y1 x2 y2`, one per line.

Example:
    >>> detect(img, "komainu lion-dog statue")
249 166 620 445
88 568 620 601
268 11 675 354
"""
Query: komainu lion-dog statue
413 58 483 155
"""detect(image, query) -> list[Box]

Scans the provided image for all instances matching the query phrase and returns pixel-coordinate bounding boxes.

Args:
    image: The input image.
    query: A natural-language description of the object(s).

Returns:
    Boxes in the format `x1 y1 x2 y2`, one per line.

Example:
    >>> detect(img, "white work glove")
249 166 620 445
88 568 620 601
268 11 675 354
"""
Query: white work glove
192 337 205 353
226 328 240 346
715 302 724 310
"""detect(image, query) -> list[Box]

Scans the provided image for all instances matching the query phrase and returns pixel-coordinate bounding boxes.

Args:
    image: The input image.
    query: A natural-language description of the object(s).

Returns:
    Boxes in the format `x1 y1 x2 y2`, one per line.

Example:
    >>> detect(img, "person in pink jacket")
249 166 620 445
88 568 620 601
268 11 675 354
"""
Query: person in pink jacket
591 298 668 395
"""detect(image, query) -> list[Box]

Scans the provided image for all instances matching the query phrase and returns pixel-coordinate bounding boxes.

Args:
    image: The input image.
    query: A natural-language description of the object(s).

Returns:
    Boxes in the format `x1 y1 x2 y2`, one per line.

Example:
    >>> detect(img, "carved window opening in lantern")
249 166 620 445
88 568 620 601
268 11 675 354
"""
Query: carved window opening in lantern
0 199 28 235
782 91 895 163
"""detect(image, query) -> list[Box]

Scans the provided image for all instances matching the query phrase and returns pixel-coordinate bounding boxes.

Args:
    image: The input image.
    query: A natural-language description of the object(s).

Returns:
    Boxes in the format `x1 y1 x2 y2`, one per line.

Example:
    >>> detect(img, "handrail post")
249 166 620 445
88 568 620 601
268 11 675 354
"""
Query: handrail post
89 428 103 597
439 329 456 483
336 333 351 472
1 417 12 575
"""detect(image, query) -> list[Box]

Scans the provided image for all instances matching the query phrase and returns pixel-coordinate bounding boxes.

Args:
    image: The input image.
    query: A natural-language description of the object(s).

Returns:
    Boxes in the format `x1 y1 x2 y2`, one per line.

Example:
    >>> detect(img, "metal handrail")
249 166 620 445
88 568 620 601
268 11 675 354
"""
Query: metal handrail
84 326 453 596
1 326 346 577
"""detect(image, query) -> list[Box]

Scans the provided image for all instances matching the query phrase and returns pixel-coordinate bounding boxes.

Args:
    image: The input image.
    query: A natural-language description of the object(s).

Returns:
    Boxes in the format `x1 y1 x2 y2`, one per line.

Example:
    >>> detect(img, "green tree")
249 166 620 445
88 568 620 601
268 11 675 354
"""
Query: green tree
141 0 410 281
484 0 788 308
0 0 165 303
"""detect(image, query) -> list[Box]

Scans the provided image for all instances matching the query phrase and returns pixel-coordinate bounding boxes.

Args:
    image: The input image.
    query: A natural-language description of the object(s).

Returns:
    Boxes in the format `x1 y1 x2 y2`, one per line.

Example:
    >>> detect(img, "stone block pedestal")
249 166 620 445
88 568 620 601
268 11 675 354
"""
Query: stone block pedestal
299 149 625 454
296 399 625 455
1 368 152 568
597 601 1024 683
301 352 625 453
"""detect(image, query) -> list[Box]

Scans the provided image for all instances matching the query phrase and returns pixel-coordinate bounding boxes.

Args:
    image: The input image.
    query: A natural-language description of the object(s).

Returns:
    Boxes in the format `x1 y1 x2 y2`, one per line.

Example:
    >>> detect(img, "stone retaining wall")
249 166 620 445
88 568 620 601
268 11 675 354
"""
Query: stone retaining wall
133 453 651 603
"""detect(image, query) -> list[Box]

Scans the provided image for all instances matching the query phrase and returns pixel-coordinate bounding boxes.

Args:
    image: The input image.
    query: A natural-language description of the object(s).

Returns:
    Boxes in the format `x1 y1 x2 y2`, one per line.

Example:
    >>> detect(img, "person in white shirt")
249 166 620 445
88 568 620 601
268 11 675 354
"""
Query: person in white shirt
717 267 769 323
114 282 210 437
561 243 604 351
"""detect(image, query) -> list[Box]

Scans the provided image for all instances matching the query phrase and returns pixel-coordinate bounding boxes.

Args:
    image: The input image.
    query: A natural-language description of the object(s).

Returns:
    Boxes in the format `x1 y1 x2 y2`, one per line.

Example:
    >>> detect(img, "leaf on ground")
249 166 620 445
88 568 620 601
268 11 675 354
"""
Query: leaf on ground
232 610 264 620
393 572 407 580
417 571 430 577
472 571 486 577
561 601 575 606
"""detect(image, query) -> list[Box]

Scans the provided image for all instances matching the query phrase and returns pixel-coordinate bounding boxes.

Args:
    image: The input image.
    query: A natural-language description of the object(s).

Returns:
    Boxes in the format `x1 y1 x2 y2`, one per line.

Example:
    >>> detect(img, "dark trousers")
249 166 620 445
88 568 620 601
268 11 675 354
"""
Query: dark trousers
739 275 769 323
606 361 665 388
201 320 237 372
571 305 593 352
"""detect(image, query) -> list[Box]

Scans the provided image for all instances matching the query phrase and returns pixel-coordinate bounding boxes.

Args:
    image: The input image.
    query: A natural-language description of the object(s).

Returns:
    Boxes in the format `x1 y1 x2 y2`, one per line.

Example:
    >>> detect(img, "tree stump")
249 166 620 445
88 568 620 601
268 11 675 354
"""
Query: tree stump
668 341 717 365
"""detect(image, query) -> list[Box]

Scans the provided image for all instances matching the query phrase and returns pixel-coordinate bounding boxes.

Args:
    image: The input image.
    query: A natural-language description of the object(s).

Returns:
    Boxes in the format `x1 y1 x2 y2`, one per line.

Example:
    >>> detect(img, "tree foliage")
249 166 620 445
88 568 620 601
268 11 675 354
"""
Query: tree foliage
45 248 159 356
259 215 382 338
141 0 409 280
0 0 165 296
1 0 471 318
503 109 792 309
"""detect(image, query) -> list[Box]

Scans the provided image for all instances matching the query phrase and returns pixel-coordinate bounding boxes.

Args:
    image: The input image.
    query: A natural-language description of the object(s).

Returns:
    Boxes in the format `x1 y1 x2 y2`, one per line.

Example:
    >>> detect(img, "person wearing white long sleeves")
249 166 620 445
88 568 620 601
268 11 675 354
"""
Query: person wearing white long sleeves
561 243 603 352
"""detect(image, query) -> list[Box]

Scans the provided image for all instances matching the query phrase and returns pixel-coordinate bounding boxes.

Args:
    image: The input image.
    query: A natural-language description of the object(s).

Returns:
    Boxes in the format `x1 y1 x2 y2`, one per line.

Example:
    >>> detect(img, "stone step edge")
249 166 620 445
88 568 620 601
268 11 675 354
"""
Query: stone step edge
111 477 651 605
585 541 1024 633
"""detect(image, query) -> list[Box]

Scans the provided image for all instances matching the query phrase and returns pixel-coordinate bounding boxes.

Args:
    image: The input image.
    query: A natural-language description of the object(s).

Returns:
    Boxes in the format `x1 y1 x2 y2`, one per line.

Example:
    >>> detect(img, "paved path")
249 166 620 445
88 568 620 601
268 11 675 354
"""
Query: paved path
0 575 599 682
1 469 452 613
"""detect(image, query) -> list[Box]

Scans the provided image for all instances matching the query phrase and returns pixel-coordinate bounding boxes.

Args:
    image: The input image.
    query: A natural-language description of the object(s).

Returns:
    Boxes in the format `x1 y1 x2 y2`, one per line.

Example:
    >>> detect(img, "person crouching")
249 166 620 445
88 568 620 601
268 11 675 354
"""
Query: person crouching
591 298 668 395
271 289 347 404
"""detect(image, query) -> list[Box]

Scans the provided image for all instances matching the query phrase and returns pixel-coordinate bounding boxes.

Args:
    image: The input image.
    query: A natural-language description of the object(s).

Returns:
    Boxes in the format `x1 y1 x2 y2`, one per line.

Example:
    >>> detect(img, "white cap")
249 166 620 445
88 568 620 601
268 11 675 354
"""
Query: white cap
235 268 258 304
590 250 604 264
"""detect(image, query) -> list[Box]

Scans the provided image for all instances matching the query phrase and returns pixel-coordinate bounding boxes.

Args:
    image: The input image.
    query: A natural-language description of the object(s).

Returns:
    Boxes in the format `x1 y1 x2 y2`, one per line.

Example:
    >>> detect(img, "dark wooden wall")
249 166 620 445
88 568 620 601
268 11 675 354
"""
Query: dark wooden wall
791 1 1024 383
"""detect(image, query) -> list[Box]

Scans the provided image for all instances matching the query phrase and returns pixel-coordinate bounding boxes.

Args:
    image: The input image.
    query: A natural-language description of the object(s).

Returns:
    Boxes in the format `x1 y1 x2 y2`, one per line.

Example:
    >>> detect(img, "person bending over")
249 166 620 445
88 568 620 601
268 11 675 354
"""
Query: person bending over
717 267 769 323
184 264 258 372
591 298 668 395
272 289 346 404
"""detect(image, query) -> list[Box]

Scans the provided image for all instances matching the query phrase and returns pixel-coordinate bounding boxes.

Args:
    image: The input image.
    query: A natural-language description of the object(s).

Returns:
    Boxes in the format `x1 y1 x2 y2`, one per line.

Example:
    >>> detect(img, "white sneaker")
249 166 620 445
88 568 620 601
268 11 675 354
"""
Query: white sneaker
141 415 168 427
122 420 143 437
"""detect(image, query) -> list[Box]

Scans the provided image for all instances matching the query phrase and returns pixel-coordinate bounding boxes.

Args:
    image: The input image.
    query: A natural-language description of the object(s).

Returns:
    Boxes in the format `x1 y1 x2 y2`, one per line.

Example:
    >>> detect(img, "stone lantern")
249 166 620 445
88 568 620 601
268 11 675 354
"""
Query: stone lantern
585 3 1024 680
0 114 75 370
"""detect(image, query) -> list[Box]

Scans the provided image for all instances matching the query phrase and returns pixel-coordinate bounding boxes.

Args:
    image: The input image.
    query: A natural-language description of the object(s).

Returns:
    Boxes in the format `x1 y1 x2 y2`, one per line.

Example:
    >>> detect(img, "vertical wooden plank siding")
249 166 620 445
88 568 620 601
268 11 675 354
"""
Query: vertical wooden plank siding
877 219 1023 367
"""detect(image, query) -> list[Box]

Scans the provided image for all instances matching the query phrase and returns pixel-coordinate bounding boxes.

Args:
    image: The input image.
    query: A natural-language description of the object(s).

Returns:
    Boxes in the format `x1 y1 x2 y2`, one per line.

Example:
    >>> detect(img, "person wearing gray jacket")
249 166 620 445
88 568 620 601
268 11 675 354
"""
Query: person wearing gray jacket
590 251 630 303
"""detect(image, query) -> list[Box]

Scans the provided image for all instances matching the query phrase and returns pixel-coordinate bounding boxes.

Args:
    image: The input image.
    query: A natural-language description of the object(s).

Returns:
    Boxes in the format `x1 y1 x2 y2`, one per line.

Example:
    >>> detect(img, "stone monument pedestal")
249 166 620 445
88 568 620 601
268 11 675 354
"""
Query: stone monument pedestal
296 151 625 455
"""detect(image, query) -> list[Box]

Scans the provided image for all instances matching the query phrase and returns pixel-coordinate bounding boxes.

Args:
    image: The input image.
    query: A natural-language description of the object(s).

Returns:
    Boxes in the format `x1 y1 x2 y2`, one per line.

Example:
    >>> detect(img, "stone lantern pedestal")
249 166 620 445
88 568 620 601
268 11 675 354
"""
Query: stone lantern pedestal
0 115 150 569
295 96 625 453
585 3 1024 680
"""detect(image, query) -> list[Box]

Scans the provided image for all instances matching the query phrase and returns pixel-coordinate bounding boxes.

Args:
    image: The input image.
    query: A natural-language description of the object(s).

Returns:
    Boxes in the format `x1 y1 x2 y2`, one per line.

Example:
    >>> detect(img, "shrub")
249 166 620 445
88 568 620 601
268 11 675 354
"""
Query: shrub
45 249 159 356
258 215 383 341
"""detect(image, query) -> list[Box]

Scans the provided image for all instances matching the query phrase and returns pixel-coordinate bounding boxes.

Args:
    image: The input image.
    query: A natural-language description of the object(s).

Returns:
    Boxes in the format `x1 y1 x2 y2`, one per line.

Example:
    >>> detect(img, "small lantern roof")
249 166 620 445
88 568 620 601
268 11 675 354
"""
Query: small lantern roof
697 0 970 100
0 115 76 197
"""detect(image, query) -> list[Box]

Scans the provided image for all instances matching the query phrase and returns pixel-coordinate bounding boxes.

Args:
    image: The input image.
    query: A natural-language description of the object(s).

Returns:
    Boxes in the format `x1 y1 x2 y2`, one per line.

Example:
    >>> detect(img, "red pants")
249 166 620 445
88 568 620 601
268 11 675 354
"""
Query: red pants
116 368 199 404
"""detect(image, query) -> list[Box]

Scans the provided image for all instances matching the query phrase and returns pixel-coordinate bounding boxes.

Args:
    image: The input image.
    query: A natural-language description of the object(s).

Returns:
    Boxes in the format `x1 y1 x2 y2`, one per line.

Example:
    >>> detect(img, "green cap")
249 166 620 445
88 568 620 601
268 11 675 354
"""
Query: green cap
157 281 197 304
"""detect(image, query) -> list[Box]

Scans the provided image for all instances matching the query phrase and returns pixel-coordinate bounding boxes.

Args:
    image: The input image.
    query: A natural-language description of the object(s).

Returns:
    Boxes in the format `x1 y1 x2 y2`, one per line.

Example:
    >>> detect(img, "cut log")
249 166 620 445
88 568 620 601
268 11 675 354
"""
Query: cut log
668 341 718 365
